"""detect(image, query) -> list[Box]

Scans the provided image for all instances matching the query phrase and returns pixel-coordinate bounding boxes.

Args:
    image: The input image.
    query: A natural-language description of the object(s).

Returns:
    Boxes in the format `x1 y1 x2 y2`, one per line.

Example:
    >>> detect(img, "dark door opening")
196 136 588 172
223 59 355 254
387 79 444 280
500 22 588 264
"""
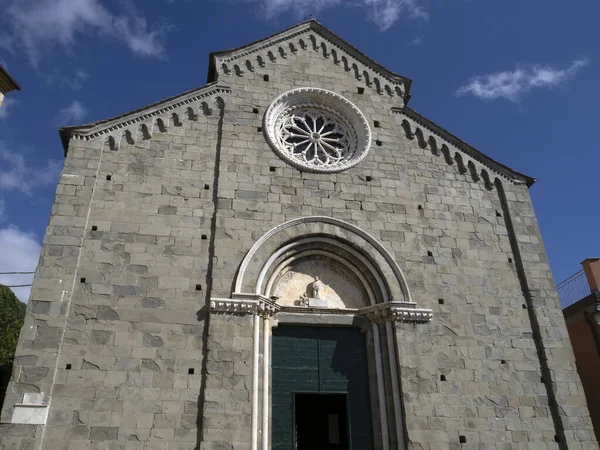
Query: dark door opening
295 393 350 450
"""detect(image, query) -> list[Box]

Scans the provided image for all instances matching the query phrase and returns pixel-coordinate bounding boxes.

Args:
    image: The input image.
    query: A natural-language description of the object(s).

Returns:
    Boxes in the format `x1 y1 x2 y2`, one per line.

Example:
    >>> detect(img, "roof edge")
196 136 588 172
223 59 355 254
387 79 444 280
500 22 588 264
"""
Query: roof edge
398 107 536 187
207 19 412 99
0 66 21 92
58 81 230 156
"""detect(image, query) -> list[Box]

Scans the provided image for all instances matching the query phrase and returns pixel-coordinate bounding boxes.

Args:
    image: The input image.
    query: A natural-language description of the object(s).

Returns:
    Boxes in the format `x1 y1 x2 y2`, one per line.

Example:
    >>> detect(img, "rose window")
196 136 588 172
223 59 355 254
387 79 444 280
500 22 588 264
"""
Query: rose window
279 110 351 167
264 88 372 172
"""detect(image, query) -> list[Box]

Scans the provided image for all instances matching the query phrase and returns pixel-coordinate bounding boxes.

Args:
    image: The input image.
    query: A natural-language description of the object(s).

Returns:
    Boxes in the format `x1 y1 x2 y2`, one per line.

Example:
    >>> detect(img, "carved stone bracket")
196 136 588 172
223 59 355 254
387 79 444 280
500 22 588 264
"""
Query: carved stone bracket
360 301 433 324
210 294 280 317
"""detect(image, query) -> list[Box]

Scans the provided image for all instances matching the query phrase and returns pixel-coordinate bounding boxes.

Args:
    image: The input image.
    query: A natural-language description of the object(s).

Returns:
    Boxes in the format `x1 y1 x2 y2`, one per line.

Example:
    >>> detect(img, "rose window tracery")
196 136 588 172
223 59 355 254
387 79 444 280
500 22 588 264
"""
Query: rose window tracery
264 88 372 172
279 110 351 167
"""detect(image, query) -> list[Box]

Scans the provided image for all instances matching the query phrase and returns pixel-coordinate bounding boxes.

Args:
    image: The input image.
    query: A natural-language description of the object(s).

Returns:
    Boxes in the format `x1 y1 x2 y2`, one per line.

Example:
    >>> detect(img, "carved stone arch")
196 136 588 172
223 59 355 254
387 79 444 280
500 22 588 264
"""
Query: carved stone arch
121 130 134 146
308 34 319 51
154 118 167 133
234 216 413 305
263 244 380 307
468 160 480 182
256 55 265 67
233 64 243 76
105 135 117 151
493 176 504 192
138 123 151 141
373 77 382 94
395 86 403 97
341 55 350 72
221 63 230 75
362 70 371 86
352 63 361 80
200 102 212 116
267 50 276 62
454 152 467 174
186 107 197 121
278 46 286 58
319 41 328 58
400 119 414 140
414 128 427 149
213 96 225 116
481 169 493 190
440 144 454 165
245 59 254 72
330 48 339 64
170 112 182 127
427 135 439 155
385 85 393 96
298 38 307 50
288 42 297 54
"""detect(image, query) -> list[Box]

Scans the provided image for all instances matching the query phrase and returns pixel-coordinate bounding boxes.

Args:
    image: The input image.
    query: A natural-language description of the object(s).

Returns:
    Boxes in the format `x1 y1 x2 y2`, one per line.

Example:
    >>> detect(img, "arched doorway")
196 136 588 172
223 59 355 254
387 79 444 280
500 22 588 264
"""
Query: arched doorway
209 217 433 450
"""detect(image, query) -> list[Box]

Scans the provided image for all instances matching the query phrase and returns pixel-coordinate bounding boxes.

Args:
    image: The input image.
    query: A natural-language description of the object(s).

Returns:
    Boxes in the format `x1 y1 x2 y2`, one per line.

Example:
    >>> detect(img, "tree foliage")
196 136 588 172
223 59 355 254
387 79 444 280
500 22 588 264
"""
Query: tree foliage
0 285 26 367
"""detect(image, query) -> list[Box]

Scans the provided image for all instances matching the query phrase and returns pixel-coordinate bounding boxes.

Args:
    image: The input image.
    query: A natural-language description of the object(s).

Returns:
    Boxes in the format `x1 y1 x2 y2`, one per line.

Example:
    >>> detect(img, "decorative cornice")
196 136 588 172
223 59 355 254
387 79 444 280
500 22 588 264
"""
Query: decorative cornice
360 301 433 324
208 20 410 101
210 295 280 317
58 83 231 154
394 107 535 188
212 296 432 324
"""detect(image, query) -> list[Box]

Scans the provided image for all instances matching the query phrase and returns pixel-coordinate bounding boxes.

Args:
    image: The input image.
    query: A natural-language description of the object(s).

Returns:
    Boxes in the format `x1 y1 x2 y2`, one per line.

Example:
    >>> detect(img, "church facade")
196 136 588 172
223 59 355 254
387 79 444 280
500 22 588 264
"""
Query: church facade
1 20 597 450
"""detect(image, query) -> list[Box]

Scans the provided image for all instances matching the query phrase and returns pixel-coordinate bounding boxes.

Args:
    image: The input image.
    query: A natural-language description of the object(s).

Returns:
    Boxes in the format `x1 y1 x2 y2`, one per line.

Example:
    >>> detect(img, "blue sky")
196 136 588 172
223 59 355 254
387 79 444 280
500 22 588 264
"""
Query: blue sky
0 0 598 302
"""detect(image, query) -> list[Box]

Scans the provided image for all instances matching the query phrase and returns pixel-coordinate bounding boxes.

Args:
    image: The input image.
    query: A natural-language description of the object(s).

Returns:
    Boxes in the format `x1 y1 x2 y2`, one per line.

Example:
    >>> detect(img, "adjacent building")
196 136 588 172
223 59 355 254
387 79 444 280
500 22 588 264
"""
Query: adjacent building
559 258 600 442
0 20 597 450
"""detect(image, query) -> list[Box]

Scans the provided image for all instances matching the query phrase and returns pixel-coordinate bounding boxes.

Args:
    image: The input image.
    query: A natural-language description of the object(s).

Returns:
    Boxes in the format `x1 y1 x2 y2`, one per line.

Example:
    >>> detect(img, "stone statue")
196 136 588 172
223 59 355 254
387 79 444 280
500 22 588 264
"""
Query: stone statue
299 293 309 307
311 277 323 299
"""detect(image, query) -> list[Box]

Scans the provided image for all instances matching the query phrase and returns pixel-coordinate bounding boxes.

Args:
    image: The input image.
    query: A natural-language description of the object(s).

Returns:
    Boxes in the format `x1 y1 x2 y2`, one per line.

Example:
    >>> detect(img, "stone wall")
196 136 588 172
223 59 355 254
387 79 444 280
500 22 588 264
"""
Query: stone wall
1 23 597 450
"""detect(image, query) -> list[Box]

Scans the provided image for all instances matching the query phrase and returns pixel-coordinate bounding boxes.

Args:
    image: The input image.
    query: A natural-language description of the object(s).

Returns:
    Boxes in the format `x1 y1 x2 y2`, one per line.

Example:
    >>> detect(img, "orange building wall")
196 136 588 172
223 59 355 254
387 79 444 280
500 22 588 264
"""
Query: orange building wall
568 318 600 441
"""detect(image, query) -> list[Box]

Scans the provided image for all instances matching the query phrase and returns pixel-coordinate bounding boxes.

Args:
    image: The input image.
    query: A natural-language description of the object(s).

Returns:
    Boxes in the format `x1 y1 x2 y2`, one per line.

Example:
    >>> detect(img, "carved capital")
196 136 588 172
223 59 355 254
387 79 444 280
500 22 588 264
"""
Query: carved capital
211 294 280 317
360 301 433 324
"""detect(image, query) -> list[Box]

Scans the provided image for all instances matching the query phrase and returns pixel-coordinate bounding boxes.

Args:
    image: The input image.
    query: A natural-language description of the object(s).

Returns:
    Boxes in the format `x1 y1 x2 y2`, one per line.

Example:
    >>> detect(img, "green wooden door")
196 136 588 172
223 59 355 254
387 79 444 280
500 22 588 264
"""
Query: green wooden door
272 326 373 450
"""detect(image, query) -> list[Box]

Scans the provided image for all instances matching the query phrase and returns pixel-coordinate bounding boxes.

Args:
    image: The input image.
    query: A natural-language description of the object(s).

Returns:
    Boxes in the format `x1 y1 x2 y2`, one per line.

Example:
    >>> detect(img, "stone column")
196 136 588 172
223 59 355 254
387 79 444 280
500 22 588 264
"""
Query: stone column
361 301 432 450
203 296 279 450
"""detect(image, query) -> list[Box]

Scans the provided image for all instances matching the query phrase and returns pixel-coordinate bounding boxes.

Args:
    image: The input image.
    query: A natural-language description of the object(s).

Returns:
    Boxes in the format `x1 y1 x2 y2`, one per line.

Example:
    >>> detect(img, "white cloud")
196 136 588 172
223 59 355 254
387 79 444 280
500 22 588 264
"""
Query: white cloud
57 101 88 124
0 97 18 120
0 226 41 303
457 59 589 102
410 36 424 46
248 0 428 31
67 69 90 90
1 0 172 66
0 144 62 196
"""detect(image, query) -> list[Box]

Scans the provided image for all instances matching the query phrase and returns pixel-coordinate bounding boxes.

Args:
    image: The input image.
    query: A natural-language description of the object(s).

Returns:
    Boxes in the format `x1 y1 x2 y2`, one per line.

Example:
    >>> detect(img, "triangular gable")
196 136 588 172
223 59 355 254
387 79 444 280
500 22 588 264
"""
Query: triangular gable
207 19 412 103
56 20 534 188
395 107 535 187
58 82 230 155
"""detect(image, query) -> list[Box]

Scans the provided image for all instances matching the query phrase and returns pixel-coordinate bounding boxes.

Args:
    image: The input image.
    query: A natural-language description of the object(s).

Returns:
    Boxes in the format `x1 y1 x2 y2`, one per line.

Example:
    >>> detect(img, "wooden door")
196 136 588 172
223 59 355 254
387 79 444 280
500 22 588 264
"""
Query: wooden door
272 326 373 450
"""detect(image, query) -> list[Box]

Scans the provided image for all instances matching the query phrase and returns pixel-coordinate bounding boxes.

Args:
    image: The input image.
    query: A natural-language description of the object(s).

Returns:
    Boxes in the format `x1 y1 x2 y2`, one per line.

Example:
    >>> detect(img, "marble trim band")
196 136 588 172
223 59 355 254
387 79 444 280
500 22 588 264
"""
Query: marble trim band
211 296 432 324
